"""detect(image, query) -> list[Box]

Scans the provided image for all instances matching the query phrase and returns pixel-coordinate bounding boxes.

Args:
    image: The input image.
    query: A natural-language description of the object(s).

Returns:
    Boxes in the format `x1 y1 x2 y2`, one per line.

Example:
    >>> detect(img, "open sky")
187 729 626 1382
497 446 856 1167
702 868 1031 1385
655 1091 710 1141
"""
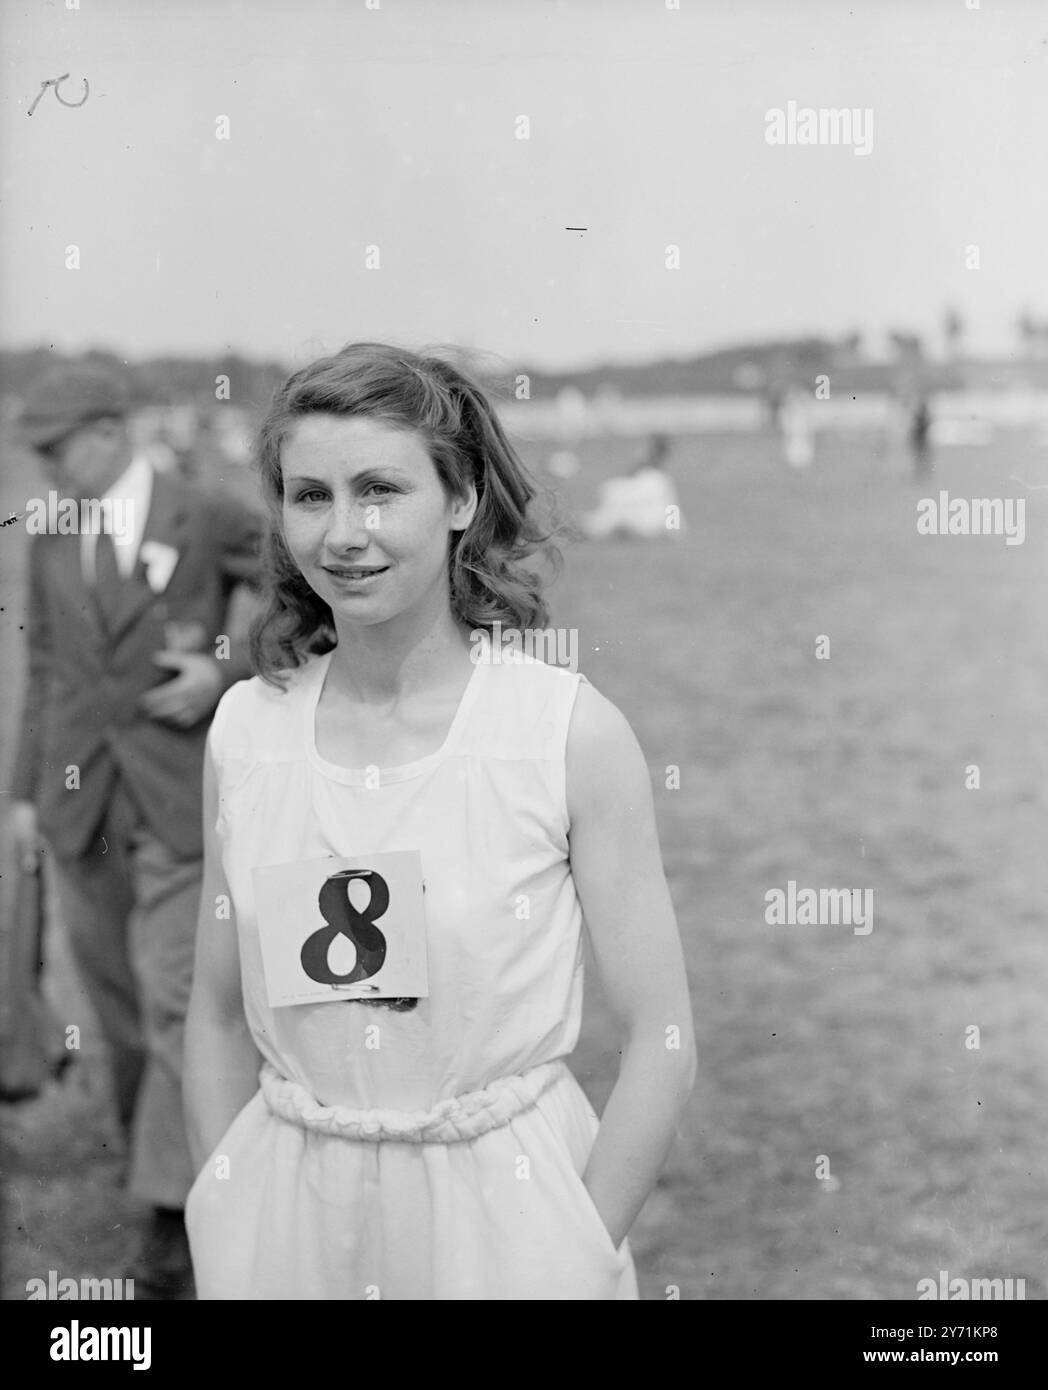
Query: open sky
1 0 1046 369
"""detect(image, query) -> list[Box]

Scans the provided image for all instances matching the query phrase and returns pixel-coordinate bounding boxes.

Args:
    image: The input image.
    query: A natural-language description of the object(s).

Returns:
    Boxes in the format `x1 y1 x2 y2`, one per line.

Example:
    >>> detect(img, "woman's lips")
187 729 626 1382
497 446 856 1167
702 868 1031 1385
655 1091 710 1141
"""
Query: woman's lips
325 565 388 577
323 564 390 587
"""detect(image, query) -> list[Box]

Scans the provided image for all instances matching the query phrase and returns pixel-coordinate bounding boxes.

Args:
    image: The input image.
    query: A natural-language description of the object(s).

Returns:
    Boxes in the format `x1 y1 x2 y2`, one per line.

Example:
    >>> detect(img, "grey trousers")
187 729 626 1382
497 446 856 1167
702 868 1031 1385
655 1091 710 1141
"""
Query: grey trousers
51 783 199 1209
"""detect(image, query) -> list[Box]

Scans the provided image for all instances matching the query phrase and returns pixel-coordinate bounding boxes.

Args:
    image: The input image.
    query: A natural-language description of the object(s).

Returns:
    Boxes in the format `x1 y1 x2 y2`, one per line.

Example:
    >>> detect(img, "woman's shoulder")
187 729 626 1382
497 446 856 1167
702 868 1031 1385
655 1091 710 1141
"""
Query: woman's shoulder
468 638 590 760
483 647 644 776
209 654 326 758
481 639 583 695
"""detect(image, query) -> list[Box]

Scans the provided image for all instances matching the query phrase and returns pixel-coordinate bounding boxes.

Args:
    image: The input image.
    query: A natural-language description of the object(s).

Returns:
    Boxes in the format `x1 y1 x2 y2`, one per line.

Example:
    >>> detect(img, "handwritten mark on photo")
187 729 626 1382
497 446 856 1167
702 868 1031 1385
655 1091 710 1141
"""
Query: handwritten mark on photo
28 74 89 118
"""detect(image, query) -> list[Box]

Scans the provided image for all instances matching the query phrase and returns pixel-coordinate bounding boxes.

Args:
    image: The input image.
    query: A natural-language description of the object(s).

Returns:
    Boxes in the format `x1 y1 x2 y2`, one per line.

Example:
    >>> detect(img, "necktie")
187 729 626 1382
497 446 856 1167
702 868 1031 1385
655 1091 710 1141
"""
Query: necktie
93 525 124 632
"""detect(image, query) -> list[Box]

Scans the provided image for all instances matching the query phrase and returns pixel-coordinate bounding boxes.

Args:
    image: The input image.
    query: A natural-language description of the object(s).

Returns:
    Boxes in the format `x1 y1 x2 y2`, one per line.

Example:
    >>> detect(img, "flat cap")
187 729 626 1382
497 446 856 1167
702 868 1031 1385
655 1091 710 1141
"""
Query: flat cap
17 363 131 447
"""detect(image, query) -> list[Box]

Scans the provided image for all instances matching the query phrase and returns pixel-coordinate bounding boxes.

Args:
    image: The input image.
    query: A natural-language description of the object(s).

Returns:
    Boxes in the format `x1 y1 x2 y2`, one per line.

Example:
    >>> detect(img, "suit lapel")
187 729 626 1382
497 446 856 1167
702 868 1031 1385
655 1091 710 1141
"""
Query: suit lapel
104 472 191 645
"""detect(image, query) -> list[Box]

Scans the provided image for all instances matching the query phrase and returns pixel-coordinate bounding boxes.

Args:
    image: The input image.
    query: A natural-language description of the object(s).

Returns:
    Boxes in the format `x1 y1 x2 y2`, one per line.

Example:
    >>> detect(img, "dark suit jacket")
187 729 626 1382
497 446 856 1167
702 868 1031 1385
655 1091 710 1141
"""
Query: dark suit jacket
12 468 264 861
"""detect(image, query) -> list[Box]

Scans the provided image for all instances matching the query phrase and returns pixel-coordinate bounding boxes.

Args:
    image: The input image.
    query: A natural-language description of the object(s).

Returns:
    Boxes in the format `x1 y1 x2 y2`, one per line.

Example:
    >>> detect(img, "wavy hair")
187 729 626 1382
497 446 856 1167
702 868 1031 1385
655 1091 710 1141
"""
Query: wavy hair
250 342 562 686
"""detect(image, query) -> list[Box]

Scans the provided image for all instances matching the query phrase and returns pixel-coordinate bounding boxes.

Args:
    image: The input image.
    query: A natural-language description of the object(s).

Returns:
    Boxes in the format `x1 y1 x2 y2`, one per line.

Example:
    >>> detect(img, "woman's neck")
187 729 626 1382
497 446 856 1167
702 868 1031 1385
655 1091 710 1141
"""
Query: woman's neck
326 607 475 706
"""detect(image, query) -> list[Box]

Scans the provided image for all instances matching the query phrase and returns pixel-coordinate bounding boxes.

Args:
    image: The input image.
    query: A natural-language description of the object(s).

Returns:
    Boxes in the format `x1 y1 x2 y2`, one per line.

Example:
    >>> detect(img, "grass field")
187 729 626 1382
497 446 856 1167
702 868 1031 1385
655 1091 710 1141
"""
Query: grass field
2 422 1047 1300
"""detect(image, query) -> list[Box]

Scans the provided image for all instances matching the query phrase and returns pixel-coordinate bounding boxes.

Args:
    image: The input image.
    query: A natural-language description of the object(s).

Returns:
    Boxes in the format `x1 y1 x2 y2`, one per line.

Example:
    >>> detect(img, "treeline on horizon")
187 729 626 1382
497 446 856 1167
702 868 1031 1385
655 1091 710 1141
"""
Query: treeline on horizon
2 334 1047 411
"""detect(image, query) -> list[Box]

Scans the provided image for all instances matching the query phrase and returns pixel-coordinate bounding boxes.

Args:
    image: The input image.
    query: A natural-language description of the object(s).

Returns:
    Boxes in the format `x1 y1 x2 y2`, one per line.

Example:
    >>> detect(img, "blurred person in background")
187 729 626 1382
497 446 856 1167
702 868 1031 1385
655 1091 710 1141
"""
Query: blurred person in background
7 363 263 1298
581 433 683 539
906 390 934 481
777 386 815 470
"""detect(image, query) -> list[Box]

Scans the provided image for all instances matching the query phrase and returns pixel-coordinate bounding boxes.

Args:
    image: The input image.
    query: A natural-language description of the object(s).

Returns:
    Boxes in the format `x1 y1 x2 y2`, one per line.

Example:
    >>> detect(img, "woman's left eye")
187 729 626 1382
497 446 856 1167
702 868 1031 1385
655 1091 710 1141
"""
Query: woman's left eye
366 483 397 498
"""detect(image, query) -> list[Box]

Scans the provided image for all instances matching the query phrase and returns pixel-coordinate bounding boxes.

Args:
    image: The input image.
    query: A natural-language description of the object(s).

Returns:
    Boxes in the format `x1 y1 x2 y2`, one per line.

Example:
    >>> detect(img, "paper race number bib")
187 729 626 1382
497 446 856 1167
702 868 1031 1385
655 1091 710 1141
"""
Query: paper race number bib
253 851 428 1008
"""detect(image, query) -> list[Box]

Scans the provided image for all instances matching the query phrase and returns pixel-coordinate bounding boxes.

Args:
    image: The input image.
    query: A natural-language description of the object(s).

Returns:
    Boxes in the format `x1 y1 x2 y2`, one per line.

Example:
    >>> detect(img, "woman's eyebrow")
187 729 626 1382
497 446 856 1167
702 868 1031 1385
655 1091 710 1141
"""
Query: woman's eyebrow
285 465 414 486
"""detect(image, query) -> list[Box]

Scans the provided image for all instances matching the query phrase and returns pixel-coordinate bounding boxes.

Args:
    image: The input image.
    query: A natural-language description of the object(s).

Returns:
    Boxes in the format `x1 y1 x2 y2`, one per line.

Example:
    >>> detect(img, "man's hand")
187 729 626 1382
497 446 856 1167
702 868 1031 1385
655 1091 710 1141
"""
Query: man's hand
139 651 224 728
8 801 43 873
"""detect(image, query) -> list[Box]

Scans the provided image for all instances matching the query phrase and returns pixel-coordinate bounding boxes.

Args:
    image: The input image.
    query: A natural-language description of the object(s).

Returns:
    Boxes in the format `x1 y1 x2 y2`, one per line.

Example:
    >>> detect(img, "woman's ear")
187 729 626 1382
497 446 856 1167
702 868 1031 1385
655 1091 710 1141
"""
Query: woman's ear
449 480 478 534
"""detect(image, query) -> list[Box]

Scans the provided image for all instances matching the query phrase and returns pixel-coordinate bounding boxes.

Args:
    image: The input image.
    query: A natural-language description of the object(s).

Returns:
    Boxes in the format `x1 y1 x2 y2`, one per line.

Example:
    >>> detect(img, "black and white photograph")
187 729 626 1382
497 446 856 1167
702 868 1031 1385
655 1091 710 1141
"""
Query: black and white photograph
1 0 1045 1346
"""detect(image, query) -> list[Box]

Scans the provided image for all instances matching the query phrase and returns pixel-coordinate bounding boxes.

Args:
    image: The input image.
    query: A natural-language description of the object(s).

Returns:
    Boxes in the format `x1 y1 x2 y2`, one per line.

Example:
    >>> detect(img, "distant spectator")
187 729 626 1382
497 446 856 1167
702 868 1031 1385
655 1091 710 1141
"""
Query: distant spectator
907 392 933 481
778 388 814 470
581 433 683 539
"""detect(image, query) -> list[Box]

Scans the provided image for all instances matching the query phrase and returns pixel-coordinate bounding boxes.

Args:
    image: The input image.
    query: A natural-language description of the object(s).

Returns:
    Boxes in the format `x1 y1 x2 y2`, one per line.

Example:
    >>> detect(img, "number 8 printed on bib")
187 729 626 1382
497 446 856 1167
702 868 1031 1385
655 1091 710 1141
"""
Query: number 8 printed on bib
253 850 429 1008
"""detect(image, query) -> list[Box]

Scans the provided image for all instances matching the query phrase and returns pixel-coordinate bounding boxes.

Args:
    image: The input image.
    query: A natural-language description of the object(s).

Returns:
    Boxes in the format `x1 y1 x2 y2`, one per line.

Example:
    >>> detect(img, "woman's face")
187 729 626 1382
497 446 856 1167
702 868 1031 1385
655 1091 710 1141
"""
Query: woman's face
280 414 476 629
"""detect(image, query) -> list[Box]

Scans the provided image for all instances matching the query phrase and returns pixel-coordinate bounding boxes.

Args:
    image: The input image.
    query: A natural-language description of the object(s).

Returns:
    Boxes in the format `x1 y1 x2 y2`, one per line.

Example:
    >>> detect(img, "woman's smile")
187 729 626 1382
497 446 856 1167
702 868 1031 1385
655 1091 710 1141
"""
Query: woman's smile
322 562 391 588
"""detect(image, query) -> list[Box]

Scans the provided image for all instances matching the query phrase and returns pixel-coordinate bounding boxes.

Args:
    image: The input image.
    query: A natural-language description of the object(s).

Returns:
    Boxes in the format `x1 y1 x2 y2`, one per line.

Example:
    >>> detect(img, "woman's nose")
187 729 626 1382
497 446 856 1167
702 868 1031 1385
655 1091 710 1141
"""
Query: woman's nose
323 500 371 551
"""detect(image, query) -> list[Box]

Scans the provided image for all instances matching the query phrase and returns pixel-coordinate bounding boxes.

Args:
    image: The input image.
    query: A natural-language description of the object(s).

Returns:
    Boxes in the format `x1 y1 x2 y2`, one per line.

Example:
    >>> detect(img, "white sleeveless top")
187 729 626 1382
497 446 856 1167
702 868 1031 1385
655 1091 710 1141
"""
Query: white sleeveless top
208 634 588 1112
190 635 640 1298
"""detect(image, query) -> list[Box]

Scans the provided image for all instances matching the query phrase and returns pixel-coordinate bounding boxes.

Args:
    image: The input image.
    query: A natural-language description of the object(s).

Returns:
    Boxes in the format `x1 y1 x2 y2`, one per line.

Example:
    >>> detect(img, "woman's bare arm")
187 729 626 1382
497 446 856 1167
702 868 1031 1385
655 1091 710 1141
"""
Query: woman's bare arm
566 680 697 1249
183 741 264 1174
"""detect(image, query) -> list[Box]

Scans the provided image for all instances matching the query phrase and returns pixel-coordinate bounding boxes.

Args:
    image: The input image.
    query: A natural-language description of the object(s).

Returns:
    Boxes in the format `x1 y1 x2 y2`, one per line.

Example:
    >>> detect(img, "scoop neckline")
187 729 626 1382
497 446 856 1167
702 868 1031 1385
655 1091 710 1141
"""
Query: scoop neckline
304 634 489 786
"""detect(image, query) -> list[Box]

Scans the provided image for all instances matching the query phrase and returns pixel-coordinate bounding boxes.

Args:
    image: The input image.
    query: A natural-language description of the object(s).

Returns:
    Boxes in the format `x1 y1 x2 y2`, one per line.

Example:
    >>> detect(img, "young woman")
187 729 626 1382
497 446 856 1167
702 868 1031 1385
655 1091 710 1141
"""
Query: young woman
183 343 696 1299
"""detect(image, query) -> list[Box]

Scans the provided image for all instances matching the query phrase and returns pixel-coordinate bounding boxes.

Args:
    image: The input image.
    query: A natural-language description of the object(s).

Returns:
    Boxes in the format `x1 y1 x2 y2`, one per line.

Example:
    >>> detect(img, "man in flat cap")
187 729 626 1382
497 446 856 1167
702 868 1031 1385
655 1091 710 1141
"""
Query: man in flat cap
8 363 264 1298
